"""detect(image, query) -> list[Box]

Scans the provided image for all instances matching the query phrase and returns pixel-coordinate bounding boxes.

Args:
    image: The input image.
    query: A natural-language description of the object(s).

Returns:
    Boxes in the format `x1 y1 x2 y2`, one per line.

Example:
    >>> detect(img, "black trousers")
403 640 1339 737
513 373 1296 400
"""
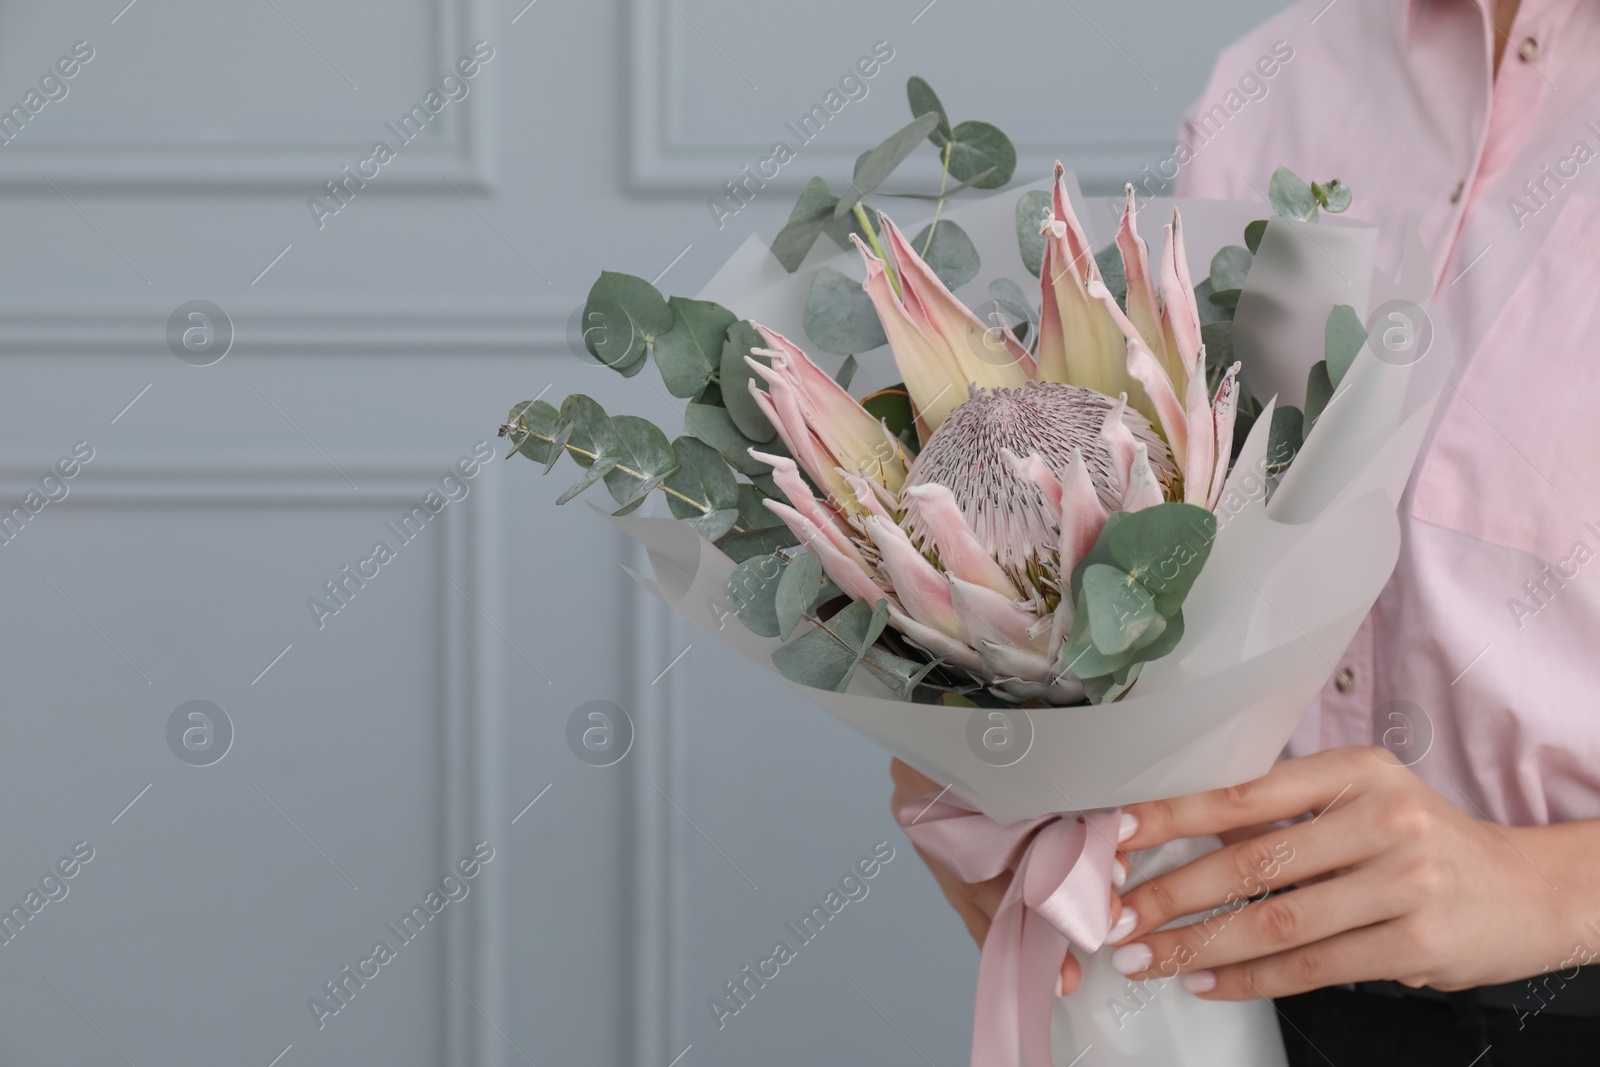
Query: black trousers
1277 984 1600 1066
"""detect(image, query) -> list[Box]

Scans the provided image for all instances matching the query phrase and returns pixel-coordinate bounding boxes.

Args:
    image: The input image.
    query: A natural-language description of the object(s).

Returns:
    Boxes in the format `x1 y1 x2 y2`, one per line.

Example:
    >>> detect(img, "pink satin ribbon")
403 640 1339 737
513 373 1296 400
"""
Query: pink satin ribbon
899 792 1122 1067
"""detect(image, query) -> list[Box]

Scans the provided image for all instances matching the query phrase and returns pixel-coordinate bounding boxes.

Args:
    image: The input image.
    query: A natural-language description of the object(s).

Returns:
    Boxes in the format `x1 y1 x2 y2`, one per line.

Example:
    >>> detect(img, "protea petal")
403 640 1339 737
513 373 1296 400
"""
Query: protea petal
1125 338 1188 462
853 228 1030 439
949 577 1049 659
1036 163 1135 399
1098 394 1138 497
843 472 897 526
1208 362 1242 509
1116 186 1165 365
888 608 986 672
1182 362 1216 507
751 450 853 542
899 483 1019 598
1124 443 1165 512
745 369 852 507
1057 447 1108 579
764 500 887 608
1000 447 1063 524
975 640 1058 684
864 515 961 639
1159 211 1203 381
751 326 908 490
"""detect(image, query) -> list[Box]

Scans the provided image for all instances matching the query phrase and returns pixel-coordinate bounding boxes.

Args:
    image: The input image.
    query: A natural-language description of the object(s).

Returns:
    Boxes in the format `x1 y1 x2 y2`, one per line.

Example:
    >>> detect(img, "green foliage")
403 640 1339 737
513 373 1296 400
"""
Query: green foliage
989 278 1035 343
775 550 824 640
663 436 740 539
861 387 917 452
1060 504 1217 703
1094 242 1128 304
1324 303 1365 388
1015 189 1051 277
834 113 943 219
581 271 672 373
912 220 980 289
772 598 891 691
1268 166 1318 222
905 76 953 142
655 297 737 398
719 320 777 442
803 266 889 355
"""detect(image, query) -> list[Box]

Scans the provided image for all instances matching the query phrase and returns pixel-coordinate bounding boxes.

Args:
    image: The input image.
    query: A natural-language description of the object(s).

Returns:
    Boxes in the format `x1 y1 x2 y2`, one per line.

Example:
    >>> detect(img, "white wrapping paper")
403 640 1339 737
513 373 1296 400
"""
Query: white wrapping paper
605 179 1441 1066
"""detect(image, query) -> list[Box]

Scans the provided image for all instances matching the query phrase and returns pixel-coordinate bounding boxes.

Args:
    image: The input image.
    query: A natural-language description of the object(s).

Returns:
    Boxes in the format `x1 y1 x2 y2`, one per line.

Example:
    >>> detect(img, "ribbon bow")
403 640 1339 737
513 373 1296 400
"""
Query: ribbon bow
899 791 1122 1067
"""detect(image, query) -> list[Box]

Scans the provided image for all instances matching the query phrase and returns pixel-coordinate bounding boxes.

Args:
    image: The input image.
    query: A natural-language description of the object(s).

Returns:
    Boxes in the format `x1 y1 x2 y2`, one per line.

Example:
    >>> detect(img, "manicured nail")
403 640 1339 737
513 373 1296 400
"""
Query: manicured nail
1110 943 1151 975
1117 813 1139 844
1107 907 1138 944
1182 970 1217 994
1111 860 1127 888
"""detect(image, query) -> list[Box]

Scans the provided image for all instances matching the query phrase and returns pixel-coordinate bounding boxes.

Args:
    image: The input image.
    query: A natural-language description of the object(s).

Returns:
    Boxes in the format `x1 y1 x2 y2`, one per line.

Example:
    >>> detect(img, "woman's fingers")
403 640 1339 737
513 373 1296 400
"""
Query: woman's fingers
1193 920 1411 1000
1122 747 1381 850
1110 867 1403 981
1117 798 1379 939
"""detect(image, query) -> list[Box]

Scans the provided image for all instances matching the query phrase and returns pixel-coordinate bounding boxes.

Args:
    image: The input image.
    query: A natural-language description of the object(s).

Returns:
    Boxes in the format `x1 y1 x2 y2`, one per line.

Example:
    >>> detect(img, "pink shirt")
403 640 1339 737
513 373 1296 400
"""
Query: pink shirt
1173 0 1600 826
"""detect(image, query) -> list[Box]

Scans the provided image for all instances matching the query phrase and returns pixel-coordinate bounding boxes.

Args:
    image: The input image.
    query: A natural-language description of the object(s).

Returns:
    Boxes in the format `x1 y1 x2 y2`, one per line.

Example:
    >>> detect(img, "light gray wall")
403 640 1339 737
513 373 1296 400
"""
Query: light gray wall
0 0 1285 1064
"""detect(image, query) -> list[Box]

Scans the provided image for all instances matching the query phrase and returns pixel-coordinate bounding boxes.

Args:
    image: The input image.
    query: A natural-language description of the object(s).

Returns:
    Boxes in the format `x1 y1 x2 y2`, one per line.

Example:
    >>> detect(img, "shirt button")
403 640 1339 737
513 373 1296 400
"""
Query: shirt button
1334 668 1355 693
1518 37 1540 62
1449 179 1465 203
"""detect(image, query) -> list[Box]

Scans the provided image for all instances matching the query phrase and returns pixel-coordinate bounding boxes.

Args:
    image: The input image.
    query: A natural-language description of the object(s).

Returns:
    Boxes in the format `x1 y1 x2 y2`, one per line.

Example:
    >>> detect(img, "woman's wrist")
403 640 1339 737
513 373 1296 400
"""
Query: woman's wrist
1515 818 1600 976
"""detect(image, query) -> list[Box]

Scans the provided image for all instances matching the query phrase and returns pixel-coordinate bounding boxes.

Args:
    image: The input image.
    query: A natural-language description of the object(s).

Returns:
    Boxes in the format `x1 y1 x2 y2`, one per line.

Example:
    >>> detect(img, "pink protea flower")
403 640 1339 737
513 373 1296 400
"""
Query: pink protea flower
746 166 1240 702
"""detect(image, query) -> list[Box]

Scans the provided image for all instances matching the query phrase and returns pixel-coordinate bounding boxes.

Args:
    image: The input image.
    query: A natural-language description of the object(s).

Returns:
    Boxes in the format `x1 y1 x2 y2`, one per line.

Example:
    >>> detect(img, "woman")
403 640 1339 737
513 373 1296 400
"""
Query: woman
892 0 1600 1061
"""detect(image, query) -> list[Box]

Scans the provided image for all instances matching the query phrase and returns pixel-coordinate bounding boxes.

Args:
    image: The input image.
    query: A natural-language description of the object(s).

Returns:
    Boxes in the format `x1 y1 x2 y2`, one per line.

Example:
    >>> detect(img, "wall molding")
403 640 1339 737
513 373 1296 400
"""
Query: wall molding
0 303 571 354
0 458 507 1067
623 0 1163 196
0 0 494 193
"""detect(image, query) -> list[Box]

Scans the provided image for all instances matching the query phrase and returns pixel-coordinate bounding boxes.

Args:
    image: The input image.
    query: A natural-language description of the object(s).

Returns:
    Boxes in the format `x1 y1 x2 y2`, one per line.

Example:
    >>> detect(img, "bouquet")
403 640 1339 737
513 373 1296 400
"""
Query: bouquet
501 80 1437 1067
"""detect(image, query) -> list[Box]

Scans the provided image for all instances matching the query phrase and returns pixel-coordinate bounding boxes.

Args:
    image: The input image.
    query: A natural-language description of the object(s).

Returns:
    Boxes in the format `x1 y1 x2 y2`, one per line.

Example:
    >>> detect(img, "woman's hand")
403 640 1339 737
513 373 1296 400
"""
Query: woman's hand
1108 745 1600 999
890 758 1124 995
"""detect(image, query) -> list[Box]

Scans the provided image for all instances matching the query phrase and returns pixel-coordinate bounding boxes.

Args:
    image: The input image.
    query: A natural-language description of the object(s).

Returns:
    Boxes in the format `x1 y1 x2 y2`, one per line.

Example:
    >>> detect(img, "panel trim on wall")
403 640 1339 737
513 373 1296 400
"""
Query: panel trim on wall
0 0 495 192
624 0 1163 196
0 303 570 354
0 458 507 1067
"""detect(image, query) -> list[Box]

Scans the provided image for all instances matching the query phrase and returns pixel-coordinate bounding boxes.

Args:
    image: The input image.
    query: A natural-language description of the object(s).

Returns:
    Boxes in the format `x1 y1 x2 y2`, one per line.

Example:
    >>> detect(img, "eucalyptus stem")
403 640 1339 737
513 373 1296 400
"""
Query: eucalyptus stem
920 140 953 258
852 203 901 299
800 607 907 689
507 424 744 529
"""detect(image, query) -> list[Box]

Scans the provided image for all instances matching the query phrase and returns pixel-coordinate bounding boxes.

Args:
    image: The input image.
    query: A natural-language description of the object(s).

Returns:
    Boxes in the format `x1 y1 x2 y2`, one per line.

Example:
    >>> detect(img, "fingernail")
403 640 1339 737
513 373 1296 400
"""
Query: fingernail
1182 970 1217 994
1056 970 1066 997
1110 943 1151 975
1117 813 1139 844
1107 907 1138 944
1111 859 1127 888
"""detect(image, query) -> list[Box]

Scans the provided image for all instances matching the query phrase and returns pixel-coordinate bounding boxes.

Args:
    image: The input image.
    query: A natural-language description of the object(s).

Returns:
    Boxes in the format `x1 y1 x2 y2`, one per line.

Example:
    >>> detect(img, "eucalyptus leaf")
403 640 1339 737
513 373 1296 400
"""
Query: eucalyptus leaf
1209 245 1252 291
603 415 678 508
582 271 671 371
989 278 1036 341
946 120 1015 189
1324 304 1365 389
728 555 785 638
682 402 769 477
1094 243 1128 304
663 436 739 528
1266 405 1304 475
1208 288 1241 310
1016 189 1051 277
1243 219 1268 254
1081 564 1157 655
716 524 801 562
1201 321 1235 391
655 297 737 398
803 266 888 355
1314 179 1352 213
1269 166 1318 222
906 76 953 142
775 550 824 640
557 395 615 469
555 457 619 506
1103 502 1217 616
735 483 782 529
771 177 838 273
1303 360 1334 432
834 112 942 219
912 220 980 289
507 399 560 465
715 319 776 443
1193 277 1232 326
834 354 858 389
771 598 888 692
